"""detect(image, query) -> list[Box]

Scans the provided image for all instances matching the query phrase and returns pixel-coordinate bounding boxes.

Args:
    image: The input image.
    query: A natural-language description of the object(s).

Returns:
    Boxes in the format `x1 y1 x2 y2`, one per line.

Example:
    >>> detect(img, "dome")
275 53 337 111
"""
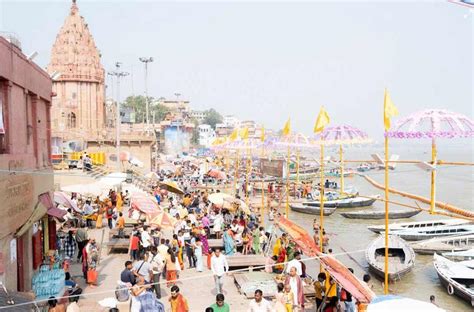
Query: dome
47 0 104 83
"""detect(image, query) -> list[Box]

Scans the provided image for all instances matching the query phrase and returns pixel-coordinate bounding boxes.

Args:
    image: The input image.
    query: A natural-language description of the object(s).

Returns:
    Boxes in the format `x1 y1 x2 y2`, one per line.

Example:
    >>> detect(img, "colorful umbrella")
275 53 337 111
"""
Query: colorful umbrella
159 181 184 195
130 193 161 217
207 169 226 180
386 109 474 214
149 211 178 229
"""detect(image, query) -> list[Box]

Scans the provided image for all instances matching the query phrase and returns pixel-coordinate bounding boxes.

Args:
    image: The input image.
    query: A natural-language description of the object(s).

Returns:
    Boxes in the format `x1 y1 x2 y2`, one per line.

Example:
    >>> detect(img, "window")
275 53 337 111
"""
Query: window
67 112 76 128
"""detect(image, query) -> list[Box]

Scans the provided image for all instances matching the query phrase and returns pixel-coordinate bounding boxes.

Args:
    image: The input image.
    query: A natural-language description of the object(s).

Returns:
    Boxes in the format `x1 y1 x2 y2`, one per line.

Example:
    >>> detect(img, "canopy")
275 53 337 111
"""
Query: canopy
159 181 184 195
130 193 161 217
368 295 445 312
207 169 226 180
149 212 178 229
276 216 376 304
53 191 81 213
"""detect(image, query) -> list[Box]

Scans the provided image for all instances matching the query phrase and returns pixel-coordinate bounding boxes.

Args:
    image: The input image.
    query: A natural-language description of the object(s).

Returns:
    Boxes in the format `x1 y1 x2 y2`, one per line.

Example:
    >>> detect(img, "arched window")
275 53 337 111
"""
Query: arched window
67 112 76 129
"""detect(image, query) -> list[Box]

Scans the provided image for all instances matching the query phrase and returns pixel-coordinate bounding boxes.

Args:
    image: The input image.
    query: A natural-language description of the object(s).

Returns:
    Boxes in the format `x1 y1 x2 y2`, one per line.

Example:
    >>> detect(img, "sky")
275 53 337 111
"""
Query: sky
0 0 472 140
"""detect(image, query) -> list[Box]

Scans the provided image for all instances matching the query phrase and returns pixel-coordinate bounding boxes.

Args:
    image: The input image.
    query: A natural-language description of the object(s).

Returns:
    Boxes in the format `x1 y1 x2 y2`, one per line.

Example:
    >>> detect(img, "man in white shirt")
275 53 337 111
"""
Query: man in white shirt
286 251 303 276
211 248 229 294
140 226 152 250
132 253 153 283
247 289 273 312
148 246 164 299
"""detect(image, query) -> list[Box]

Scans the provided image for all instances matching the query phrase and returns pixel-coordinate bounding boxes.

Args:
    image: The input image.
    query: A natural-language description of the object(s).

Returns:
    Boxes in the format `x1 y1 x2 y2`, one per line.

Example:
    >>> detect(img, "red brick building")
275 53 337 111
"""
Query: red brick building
0 35 55 292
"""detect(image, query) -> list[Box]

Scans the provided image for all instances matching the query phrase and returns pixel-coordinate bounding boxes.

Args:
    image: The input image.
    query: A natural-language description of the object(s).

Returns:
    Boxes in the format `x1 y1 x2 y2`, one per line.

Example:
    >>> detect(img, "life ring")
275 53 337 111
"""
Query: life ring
447 283 454 295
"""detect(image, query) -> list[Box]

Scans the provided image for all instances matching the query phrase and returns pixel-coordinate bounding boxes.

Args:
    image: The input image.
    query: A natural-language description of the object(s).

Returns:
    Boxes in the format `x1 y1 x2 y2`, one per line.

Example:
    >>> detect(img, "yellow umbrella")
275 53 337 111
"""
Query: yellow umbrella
149 211 178 229
159 181 184 195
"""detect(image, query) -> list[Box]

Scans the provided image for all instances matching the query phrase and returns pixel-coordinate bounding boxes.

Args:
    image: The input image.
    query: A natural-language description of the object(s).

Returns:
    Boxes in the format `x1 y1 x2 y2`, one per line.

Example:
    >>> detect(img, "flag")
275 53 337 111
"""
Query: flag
229 128 238 142
240 127 249 140
282 118 291 136
260 126 265 142
313 107 330 133
384 88 398 131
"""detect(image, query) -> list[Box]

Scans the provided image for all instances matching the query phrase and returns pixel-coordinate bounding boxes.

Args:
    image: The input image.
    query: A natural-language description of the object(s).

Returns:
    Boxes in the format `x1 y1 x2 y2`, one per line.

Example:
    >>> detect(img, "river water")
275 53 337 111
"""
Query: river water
288 141 474 311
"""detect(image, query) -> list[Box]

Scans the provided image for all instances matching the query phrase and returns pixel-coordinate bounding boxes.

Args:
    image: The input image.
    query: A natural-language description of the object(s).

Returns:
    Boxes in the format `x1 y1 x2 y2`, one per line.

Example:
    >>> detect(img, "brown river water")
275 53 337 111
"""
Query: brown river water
284 142 473 311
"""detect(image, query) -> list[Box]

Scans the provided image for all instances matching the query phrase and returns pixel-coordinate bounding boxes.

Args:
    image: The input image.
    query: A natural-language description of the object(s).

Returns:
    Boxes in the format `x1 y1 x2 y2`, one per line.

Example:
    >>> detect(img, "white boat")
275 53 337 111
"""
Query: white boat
387 224 474 241
443 249 474 261
433 253 474 306
366 235 415 281
367 219 471 234
411 235 474 255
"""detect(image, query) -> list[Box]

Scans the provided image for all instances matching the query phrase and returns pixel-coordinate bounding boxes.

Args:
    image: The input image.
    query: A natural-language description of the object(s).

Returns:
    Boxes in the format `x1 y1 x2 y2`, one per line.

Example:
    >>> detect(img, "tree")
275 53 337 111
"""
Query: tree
202 108 223 129
190 118 200 146
122 95 170 124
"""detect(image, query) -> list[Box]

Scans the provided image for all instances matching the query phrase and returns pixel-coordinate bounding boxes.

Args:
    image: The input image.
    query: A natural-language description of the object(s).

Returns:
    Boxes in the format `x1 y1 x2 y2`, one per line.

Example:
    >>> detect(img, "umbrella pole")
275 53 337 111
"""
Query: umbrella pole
225 150 229 192
430 138 437 214
339 144 344 196
319 141 325 253
296 149 300 199
286 146 290 217
384 135 389 294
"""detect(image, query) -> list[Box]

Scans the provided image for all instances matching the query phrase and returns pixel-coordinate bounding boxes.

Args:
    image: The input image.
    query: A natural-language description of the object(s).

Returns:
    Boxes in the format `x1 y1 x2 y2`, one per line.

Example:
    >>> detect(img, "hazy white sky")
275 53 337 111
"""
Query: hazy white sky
0 0 472 140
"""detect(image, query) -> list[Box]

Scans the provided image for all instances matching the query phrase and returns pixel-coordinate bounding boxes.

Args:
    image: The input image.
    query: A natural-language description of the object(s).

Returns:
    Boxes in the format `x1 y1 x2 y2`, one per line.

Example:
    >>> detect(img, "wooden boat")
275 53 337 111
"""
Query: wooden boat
367 219 471 234
443 248 474 261
433 253 474 306
341 209 421 220
411 235 474 255
289 203 336 216
303 195 378 208
326 170 355 178
366 235 415 281
387 224 474 241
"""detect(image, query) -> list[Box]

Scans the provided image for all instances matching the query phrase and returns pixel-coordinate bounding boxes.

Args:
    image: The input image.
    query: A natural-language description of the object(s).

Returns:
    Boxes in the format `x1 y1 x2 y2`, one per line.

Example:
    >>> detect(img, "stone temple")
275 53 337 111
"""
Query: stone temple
47 0 106 140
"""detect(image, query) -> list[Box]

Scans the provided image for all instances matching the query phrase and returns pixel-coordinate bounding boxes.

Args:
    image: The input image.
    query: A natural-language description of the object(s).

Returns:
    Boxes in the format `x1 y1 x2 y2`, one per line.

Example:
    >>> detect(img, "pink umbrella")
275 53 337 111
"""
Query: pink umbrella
54 191 81 213
385 109 474 214
130 193 161 217
207 169 226 180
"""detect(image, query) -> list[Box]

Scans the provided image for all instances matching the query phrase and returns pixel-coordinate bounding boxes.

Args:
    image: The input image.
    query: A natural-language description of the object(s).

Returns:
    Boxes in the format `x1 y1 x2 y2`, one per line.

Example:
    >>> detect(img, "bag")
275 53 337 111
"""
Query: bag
115 284 129 302
107 207 113 215
340 288 347 301
87 269 98 285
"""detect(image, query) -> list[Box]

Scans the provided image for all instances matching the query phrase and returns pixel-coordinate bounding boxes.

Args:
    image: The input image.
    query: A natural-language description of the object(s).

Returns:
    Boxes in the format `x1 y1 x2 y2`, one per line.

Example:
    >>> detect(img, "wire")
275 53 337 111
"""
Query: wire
0 247 369 309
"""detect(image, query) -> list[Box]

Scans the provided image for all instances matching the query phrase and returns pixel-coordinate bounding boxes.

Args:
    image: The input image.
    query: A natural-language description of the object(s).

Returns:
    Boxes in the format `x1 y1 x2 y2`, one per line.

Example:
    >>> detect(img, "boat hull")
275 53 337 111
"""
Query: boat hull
303 196 377 208
290 204 336 216
341 210 421 220
434 255 474 306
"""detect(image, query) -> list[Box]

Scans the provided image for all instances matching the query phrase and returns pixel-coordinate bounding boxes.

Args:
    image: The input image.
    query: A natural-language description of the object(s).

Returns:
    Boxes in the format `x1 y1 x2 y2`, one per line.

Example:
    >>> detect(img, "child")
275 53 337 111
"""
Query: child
284 284 294 312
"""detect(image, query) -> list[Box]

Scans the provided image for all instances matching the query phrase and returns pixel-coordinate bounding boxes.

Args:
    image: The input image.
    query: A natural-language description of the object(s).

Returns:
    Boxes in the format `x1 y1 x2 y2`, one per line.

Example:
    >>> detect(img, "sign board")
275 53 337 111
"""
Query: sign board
260 159 285 178
0 175 34 239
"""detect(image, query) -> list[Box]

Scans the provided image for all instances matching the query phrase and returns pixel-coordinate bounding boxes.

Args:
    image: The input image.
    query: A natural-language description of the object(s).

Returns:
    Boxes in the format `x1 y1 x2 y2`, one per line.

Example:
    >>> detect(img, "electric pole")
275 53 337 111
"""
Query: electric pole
139 57 154 131
107 62 129 171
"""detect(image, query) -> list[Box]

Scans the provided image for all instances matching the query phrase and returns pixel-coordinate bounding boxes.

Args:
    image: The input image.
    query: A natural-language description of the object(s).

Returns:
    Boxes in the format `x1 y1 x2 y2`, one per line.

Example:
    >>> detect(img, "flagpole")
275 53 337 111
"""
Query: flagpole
260 142 265 226
233 149 240 196
384 132 389 294
245 140 251 206
319 140 325 252
286 146 290 217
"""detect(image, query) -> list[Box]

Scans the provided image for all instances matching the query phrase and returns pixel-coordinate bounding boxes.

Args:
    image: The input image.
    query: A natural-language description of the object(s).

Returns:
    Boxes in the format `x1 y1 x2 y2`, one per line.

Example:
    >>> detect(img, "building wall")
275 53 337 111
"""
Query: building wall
0 37 54 291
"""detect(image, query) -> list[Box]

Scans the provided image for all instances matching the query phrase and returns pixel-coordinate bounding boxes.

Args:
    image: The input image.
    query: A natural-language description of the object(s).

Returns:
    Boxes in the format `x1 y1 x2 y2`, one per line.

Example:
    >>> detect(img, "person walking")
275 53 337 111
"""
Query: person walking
194 237 203 272
148 247 164 299
116 212 125 238
63 230 76 260
211 249 229 294
165 248 180 287
106 203 114 230
169 285 189 312
209 293 230 312
75 224 88 263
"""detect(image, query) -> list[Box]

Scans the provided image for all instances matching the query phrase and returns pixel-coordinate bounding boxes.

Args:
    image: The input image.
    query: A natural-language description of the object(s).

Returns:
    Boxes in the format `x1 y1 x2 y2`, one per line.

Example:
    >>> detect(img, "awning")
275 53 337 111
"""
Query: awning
40 192 66 219
15 201 45 237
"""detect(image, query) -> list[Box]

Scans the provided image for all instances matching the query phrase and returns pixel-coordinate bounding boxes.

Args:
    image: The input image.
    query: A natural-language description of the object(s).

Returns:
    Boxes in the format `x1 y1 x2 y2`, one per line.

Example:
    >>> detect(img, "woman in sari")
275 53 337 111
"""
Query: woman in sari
273 237 282 257
95 204 104 229
199 230 209 255
165 248 179 287
223 230 235 255
116 192 123 213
